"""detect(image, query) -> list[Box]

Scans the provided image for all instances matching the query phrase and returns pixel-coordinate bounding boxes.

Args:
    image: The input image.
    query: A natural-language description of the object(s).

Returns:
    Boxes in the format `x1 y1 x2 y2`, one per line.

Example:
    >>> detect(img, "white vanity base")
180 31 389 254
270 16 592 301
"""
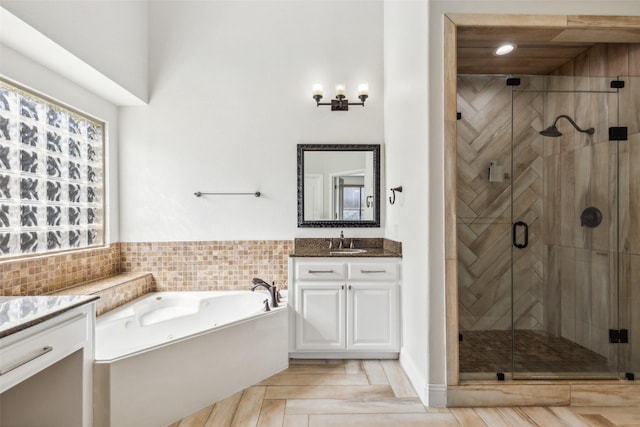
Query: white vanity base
289 257 402 358
0 301 96 427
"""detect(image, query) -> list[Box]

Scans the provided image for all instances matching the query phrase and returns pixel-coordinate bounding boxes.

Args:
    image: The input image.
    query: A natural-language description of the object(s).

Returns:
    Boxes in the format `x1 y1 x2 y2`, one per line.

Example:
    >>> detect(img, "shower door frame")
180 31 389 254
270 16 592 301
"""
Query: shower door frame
444 13 640 404
510 77 622 380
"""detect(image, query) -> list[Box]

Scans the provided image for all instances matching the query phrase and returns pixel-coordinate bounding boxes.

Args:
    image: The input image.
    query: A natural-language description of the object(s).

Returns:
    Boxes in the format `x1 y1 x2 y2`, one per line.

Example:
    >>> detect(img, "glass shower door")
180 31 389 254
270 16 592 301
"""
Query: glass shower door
511 76 621 378
619 75 639 379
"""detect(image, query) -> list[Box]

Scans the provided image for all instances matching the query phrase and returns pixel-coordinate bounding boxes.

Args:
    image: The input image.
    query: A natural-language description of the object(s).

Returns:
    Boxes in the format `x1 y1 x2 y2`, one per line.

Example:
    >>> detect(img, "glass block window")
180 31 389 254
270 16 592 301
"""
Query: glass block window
0 78 104 258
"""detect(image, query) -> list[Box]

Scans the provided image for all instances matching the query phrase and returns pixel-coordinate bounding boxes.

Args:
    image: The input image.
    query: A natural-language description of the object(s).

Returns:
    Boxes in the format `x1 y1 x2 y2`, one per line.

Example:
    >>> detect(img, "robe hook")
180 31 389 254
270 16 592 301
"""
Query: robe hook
389 186 403 205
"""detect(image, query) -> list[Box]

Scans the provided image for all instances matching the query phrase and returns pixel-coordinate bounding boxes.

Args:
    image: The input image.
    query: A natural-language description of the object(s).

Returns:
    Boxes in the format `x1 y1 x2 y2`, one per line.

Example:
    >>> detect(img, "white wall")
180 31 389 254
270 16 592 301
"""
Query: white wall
1 0 149 103
0 45 121 243
383 0 431 405
119 0 384 242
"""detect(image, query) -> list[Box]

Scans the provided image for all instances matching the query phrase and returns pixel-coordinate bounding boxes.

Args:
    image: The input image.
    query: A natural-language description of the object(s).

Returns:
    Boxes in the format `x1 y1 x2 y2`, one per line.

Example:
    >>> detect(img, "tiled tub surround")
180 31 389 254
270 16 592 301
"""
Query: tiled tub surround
119 240 293 291
0 243 120 296
51 272 154 316
1 240 292 296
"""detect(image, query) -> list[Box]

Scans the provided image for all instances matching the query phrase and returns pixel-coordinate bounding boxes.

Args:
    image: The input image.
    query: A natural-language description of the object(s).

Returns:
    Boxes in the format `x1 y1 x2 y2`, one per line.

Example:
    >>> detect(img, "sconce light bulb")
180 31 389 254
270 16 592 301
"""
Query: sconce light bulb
335 84 346 97
357 82 369 96
312 83 323 97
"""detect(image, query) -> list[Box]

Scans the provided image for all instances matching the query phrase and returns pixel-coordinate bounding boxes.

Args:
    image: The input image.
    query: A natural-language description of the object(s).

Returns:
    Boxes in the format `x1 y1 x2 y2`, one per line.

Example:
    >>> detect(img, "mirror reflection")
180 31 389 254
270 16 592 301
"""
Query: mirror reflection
297 144 380 228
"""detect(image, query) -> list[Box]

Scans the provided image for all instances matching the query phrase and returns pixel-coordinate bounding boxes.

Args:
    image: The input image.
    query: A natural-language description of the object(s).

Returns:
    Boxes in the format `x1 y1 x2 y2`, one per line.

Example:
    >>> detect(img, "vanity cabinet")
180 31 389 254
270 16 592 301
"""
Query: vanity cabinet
0 298 96 427
290 258 400 358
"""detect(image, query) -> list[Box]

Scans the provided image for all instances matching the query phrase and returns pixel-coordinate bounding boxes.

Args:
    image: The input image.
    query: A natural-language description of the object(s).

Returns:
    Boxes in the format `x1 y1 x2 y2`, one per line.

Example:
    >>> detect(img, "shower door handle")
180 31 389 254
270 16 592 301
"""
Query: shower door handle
513 221 528 249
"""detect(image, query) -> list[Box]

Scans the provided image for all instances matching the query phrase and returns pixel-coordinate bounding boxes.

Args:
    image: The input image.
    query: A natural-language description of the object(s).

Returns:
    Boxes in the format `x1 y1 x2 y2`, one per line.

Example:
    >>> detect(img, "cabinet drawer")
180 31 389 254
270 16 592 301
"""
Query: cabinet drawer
296 262 346 281
0 313 87 393
348 263 399 281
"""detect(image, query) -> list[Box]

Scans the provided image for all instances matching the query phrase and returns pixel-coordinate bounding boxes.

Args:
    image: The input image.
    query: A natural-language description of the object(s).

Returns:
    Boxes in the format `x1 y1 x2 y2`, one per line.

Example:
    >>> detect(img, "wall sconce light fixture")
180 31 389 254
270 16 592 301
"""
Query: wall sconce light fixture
312 82 369 111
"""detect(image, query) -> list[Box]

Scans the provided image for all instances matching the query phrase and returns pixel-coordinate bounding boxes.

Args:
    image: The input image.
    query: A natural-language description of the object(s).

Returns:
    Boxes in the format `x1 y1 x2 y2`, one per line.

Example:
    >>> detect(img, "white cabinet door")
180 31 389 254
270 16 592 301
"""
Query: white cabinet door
295 283 345 351
347 283 398 351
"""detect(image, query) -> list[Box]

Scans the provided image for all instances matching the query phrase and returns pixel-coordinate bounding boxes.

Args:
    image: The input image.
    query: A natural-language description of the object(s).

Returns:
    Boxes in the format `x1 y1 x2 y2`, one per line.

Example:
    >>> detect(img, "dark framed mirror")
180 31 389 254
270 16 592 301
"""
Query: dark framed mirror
297 144 380 228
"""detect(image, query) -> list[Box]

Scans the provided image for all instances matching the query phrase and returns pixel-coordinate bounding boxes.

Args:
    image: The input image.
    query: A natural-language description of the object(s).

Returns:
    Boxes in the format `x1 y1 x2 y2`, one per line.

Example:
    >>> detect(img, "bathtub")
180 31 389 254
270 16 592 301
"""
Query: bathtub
93 291 288 427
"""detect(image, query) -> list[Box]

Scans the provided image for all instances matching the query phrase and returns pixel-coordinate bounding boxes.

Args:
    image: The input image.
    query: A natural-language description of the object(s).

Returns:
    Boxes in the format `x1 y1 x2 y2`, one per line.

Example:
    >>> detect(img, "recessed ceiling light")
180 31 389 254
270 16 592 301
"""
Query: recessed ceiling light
495 43 516 56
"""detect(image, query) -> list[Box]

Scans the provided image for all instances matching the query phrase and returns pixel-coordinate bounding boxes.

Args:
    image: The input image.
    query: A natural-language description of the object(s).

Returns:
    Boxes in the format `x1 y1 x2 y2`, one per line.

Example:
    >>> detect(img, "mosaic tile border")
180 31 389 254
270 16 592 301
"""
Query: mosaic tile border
1 240 295 297
119 240 293 291
0 243 120 296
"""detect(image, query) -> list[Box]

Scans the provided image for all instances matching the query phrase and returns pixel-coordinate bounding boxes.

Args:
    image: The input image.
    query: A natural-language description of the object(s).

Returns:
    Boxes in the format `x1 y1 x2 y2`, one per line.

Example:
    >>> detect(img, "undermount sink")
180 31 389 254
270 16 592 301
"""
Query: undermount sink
329 248 367 255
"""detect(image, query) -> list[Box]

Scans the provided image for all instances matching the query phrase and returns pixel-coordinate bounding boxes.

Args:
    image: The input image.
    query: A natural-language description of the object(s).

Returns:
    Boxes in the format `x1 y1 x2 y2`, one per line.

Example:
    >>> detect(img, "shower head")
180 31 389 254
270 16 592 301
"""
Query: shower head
539 125 563 137
540 114 595 137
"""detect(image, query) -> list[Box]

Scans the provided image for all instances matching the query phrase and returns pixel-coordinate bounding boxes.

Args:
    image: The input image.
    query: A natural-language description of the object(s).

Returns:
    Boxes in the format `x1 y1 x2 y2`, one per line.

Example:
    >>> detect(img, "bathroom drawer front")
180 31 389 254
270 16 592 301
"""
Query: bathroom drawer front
0 313 87 393
296 262 347 281
348 263 399 281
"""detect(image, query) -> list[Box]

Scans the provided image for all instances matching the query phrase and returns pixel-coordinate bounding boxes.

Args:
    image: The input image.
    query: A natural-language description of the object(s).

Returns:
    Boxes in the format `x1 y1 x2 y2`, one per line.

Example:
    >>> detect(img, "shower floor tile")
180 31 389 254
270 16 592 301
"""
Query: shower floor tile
459 329 611 374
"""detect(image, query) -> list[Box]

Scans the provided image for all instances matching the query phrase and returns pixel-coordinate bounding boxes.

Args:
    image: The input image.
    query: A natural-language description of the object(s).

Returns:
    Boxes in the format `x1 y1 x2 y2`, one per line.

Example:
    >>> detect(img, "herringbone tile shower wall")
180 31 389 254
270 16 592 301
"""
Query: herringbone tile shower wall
547 44 640 366
457 44 640 372
456 75 544 332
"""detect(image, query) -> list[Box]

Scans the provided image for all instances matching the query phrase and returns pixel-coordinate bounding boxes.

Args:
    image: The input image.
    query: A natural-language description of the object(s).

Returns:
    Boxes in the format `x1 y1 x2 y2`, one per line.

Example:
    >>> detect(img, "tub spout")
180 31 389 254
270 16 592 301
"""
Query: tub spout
252 277 269 286
251 282 270 292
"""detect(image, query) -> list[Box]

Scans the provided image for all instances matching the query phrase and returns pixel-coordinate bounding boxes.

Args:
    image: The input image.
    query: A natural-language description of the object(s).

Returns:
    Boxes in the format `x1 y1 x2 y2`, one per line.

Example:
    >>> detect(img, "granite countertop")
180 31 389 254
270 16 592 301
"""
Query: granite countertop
290 238 402 258
0 295 99 339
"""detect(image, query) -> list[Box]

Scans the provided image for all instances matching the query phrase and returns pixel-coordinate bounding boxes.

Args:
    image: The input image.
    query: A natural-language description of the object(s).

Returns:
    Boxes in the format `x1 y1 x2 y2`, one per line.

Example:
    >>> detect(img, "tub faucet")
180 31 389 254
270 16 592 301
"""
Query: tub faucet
251 279 279 308
253 277 282 303
252 277 271 288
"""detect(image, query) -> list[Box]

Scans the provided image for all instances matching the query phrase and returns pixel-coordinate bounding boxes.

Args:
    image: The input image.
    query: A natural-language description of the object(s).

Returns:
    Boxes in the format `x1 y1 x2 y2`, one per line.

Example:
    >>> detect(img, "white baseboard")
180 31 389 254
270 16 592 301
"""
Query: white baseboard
399 350 427 405
426 383 447 407
399 350 448 407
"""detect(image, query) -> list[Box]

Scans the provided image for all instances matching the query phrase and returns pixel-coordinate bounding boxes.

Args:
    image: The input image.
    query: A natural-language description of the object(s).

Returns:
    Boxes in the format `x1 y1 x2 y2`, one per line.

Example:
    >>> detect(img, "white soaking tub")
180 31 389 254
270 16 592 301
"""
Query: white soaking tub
93 291 288 427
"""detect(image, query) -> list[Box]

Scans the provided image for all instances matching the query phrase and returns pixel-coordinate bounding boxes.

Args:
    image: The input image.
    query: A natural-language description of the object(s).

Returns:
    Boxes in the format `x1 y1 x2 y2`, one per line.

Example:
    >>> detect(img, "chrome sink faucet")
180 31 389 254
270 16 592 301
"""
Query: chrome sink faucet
339 230 345 248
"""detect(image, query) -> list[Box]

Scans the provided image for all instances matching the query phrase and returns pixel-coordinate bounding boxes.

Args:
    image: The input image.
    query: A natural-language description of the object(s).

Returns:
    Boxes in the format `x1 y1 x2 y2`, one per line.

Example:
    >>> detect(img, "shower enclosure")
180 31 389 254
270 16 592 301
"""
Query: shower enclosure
456 74 638 380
